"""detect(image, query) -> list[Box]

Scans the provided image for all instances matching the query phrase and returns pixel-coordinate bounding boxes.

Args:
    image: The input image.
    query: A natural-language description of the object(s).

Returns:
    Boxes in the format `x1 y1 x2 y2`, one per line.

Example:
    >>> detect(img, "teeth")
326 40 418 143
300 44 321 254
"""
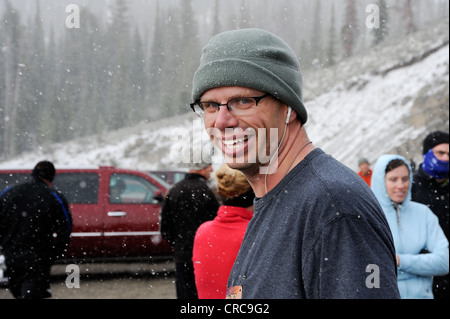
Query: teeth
223 137 247 148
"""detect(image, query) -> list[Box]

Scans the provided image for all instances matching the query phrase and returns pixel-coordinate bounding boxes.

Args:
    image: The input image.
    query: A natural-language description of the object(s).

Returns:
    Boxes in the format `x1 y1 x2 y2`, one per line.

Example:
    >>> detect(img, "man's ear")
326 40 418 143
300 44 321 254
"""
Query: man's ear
285 106 297 124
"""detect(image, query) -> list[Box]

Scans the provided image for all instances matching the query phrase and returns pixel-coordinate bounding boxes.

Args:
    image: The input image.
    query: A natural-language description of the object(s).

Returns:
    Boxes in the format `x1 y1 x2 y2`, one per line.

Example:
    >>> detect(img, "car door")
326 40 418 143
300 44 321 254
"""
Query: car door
102 171 170 257
53 171 104 259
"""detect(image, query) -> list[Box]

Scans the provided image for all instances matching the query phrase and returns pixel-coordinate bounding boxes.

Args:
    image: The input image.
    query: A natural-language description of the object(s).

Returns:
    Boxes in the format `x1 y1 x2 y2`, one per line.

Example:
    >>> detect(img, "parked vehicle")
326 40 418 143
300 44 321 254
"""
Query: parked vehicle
0 166 173 261
149 170 187 185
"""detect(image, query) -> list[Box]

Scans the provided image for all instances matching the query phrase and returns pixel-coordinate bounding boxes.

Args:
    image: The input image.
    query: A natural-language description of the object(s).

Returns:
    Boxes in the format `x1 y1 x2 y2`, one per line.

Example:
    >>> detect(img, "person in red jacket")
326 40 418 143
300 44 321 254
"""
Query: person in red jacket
193 164 254 299
357 157 373 186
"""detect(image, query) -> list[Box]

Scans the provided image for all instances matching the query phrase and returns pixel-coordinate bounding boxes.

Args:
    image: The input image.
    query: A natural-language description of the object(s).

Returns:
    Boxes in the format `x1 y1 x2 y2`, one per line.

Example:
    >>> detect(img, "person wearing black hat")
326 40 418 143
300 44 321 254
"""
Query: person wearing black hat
412 130 449 299
0 161 72 299
160 145 219 299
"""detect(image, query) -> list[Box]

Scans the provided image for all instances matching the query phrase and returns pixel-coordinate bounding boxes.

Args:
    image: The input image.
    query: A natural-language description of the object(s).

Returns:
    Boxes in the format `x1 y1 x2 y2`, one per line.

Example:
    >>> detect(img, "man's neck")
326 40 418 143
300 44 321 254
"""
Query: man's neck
246 124 313 197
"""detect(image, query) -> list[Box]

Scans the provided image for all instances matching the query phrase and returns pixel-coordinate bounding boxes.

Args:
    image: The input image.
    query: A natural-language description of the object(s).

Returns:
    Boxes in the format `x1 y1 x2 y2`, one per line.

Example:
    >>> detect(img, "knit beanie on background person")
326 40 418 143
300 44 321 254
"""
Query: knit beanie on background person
422 131 449 154
421 131 449 179
32 160 56 182
192 28 308 125
358 158 370 166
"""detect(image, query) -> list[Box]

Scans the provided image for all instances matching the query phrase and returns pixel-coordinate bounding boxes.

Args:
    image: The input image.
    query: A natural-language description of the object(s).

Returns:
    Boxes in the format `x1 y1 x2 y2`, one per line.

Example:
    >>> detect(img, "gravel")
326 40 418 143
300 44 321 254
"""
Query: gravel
0 261 176 299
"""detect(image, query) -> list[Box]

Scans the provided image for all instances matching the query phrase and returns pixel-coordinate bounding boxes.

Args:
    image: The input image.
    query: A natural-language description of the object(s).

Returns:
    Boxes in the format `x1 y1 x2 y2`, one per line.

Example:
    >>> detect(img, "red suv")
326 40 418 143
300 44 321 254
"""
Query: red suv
149 170 187 185
0 166 173 261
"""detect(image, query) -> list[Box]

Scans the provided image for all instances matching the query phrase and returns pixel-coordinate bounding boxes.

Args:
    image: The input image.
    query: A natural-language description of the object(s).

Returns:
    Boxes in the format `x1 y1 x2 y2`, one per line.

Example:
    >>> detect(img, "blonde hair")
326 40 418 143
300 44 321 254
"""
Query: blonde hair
215 164 252 199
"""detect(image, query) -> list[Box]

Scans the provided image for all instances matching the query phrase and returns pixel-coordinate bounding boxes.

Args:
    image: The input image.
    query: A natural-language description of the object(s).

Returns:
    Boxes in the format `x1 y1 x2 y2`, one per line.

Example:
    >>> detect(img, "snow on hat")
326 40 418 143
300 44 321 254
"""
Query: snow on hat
192 28 308 124
422 131 449 154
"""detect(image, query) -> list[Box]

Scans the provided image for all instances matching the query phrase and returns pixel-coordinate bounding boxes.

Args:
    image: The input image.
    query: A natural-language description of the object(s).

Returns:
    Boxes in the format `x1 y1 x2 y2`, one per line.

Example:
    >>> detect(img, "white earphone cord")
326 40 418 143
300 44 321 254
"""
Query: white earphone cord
264 120 289 194
264 107 312 194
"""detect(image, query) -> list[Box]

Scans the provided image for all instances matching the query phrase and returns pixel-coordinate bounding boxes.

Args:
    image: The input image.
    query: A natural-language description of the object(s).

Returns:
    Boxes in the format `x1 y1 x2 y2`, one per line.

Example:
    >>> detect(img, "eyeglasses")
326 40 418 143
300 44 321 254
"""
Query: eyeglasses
190 93 271 118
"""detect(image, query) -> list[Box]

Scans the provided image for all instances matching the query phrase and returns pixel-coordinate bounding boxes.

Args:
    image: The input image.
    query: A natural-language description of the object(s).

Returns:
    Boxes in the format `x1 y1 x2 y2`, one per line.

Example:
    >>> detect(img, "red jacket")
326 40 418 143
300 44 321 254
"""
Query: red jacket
358 169 373 186
192 205 253 299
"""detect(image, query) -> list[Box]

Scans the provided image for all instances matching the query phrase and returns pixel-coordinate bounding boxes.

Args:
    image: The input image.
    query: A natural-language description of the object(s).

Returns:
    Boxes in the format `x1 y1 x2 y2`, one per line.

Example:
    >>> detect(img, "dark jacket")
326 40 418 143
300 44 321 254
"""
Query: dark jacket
0 176 72 266
412 165 449 240
411 164 449 299
160 173 219 262
228 149 400 299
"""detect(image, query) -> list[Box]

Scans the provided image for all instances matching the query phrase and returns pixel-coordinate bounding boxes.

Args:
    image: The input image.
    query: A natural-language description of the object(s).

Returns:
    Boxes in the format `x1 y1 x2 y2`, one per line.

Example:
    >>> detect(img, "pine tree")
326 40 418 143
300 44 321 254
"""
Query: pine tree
177 0 201 115
341 0 359 57
1 0 23 158
129 27 147 123
404 0 417 35
373 0 389 45
311 0 323 66
105 0 132 129
326 2 338 67
17 0 46 151
147 3 166 119
212 0 221 36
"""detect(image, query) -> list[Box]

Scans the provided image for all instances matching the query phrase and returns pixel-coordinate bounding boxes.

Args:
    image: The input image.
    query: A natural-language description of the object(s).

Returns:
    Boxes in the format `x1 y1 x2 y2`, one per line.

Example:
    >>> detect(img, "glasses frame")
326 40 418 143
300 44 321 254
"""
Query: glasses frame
190 93 271 118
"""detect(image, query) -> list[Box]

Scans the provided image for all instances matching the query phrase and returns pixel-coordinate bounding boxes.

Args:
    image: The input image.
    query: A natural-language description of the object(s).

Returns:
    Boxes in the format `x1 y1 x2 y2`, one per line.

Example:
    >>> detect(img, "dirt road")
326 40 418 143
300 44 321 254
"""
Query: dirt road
0 260 176 299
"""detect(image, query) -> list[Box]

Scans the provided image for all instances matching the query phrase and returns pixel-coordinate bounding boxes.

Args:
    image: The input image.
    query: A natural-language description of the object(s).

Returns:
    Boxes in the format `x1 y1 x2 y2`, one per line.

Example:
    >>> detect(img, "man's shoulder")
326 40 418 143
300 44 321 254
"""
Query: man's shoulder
0 181 33 197
287 149 385 222
300 149 370 194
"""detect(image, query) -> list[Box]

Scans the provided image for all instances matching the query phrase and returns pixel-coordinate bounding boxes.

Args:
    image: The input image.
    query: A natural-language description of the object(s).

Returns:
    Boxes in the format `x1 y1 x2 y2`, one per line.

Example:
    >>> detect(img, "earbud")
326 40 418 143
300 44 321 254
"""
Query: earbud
286 107 292 124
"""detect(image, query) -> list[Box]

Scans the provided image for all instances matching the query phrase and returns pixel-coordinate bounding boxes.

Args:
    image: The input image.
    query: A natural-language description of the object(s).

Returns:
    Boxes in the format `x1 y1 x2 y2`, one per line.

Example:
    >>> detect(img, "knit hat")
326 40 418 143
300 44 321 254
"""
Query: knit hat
192 28 308 124
422 131 449 154
358 158 370 166
32 160 56 182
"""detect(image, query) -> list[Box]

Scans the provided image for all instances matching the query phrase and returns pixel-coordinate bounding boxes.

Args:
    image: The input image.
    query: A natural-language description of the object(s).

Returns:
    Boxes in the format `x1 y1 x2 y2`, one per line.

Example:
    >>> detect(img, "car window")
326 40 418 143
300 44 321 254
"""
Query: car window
109 173 158 204
147 172 171 189
173 172 187 184
53 173 99 204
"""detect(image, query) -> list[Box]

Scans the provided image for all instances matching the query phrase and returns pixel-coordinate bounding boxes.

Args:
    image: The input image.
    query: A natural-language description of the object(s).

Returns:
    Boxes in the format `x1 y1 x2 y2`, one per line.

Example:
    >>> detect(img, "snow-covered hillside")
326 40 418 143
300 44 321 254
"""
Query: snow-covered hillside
306 41 449 169
0 19 448 172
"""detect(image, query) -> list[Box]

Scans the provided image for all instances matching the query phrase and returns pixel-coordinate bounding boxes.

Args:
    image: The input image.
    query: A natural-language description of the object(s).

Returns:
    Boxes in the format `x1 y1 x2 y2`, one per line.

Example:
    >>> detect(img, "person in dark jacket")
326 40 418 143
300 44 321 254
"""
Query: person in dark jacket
160 148 219 299
0 161 72 299
412 130 449 299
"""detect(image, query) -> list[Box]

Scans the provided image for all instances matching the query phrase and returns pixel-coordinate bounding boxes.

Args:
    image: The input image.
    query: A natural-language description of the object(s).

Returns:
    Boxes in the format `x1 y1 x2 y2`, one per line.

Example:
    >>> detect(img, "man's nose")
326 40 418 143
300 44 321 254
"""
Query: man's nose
214 105 239 129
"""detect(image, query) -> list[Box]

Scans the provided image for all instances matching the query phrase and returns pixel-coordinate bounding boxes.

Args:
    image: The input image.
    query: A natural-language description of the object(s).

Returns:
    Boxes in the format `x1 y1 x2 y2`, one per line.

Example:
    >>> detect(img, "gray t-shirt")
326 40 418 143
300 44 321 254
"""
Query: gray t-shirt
227 149 400 299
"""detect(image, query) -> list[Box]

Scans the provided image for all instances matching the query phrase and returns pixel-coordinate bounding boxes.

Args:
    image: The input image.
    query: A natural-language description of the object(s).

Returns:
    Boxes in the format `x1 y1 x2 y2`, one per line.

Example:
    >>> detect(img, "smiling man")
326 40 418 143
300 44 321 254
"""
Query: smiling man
190 28 400 299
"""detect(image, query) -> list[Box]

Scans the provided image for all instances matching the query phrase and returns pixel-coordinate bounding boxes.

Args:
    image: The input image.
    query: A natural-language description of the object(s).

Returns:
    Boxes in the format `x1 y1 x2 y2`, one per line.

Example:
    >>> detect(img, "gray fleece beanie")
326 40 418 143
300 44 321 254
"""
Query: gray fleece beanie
192 28 307 124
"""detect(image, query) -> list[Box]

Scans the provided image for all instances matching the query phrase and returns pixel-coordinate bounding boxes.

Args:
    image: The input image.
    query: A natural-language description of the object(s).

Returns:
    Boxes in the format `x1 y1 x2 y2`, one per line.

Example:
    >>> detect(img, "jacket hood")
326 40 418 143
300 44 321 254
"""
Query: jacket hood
371 154 413 207
215 205 253 224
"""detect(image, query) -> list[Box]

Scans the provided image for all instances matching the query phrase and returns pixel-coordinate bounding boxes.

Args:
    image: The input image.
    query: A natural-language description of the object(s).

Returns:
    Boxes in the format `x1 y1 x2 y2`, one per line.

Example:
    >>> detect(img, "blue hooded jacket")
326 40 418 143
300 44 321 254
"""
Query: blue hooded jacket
371 154 449 299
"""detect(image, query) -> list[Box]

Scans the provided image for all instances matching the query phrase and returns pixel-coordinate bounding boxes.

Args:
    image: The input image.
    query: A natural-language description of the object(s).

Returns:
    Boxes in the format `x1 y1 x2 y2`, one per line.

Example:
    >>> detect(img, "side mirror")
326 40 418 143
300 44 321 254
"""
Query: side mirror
152 190 164 204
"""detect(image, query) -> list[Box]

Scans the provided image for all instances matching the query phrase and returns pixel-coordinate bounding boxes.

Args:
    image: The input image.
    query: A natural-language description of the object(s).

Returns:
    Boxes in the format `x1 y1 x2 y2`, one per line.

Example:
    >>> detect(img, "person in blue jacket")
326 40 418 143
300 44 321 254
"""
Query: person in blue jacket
371 154 449 299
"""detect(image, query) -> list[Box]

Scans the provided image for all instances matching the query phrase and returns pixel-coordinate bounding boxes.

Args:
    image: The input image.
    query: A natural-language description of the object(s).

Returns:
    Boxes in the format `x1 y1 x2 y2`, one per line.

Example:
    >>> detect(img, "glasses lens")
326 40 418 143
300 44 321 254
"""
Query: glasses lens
192 103 204 118
228 98 256 115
